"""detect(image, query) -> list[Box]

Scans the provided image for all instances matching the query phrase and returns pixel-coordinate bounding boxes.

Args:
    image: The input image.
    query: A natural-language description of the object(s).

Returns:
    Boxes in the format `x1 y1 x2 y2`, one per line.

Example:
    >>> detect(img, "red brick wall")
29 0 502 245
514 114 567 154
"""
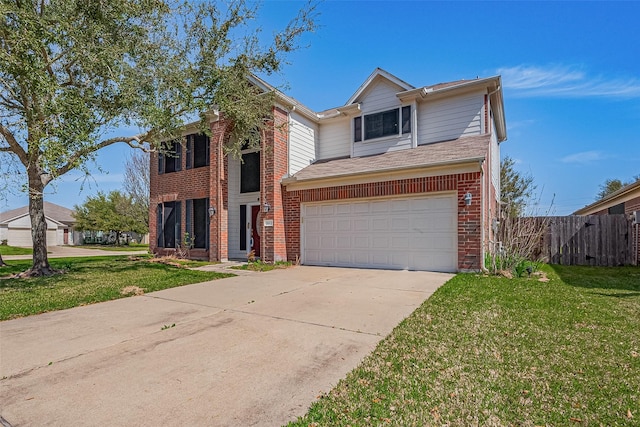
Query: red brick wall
261 107 289 262
209 120 229 262
284 172 484 271
149 146 211 258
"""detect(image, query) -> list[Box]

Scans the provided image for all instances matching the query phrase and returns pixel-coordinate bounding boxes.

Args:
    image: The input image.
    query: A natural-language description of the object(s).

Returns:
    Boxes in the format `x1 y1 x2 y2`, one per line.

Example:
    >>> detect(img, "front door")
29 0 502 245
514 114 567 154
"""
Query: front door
250 205 261 257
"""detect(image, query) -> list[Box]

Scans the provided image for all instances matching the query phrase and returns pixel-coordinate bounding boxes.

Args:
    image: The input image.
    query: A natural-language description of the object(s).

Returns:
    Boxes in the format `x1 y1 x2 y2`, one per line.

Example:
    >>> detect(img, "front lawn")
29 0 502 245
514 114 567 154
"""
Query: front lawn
0 245 32 255
0 256 233 320
288 265 640 426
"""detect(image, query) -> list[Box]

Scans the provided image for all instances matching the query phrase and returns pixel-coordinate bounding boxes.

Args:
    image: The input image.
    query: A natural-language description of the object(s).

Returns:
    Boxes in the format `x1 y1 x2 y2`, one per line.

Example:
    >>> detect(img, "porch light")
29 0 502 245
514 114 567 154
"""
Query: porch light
263 202 271 213
208 206 216 217
464 192 473 206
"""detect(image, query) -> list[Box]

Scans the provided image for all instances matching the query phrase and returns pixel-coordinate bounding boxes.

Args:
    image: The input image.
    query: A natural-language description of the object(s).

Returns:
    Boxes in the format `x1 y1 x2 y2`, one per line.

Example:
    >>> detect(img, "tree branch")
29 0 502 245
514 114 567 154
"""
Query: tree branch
0 122 27 164
53 132 153 180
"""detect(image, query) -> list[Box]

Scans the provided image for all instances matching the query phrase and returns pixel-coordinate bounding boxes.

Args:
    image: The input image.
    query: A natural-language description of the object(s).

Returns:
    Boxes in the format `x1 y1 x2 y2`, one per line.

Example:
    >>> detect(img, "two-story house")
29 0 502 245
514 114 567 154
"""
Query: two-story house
150 68 507 272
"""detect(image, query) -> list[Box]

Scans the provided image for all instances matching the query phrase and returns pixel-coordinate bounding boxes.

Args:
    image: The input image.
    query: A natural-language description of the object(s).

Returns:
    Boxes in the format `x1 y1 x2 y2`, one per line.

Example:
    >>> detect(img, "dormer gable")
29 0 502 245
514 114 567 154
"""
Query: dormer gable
346 68 415 105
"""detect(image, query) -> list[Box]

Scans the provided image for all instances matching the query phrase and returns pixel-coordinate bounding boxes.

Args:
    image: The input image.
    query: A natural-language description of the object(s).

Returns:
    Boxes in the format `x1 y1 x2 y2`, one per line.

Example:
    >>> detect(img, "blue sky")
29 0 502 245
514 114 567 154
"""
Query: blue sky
2 1 639 215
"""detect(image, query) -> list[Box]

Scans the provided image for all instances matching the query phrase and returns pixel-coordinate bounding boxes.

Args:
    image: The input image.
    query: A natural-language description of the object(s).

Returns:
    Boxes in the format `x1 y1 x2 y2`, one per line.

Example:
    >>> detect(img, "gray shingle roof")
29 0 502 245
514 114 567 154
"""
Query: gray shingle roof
0 202 76 225
286 135 491 184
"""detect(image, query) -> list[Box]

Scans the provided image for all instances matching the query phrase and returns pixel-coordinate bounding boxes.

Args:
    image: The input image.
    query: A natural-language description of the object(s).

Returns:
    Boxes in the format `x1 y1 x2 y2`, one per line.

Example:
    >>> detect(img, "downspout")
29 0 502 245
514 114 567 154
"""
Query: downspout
480 159 488 273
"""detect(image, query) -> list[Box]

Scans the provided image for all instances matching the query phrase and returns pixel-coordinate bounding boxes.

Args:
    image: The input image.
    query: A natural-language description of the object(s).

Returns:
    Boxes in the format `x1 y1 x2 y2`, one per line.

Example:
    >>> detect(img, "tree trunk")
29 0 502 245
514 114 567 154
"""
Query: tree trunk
25 175 57 276
0 252 6 267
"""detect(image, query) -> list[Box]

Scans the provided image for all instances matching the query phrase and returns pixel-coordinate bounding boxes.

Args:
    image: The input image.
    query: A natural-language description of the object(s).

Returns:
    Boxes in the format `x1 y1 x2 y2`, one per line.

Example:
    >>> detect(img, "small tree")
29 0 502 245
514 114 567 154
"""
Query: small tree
500 156 536 218
122 150 150 231
74 191 148 245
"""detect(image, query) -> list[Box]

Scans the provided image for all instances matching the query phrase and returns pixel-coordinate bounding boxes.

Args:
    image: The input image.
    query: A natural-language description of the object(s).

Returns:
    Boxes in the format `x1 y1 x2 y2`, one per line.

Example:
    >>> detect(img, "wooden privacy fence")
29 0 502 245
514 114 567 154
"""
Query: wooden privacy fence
540 215 634 266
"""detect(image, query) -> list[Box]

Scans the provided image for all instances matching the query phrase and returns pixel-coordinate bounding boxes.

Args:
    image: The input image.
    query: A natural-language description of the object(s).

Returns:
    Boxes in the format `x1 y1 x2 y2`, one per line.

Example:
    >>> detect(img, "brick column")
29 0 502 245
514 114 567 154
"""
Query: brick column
209 120 229 262
457 172 482 271
261 107 289 262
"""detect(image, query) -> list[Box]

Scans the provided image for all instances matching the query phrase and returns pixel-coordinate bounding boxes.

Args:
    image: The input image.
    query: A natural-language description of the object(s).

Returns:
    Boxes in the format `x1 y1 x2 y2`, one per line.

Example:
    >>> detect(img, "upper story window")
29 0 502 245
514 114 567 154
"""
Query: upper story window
240 151 260 193
186 133 210 169
354 106 411 142
158 140 182 174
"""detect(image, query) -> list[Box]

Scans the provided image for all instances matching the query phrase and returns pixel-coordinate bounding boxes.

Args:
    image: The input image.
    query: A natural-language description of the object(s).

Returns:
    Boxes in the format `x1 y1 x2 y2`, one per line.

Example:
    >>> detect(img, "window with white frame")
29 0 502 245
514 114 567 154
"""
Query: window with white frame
354 106 411 142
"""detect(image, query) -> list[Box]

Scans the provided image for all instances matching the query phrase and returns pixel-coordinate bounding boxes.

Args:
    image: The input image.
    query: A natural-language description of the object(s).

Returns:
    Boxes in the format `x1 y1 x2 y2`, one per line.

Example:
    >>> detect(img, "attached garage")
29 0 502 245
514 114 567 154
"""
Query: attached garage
301 194 457 272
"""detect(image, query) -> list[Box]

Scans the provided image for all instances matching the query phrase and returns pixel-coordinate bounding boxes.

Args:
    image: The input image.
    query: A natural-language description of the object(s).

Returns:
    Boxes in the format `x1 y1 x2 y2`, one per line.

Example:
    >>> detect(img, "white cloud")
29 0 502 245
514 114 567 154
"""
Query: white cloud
560 150 606 164
497 65 640 98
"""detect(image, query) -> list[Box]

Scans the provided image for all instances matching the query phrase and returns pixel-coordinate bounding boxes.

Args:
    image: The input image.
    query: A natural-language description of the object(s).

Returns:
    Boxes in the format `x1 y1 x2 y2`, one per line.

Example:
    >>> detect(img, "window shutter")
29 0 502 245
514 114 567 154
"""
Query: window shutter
402 106 411 134
156 204 164 247
240 204 247 250
186 135 193 169
158 153 164 175
174 201 182 248
354 117 362 142
205 136 210 166
205 197 210 250
175 142 182 171
185 199 193 241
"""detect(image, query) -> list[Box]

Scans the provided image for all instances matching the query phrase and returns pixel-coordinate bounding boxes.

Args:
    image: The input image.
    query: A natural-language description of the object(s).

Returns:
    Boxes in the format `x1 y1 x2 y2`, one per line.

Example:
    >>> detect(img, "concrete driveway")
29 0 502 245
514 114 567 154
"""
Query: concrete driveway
0 266 452 426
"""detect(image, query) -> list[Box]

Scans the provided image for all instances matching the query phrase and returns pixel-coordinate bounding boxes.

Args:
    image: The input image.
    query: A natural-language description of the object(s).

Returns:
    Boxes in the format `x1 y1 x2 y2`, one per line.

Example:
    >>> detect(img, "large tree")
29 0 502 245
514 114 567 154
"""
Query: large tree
0 0 317 275
500 156 536 217
74 191 147 245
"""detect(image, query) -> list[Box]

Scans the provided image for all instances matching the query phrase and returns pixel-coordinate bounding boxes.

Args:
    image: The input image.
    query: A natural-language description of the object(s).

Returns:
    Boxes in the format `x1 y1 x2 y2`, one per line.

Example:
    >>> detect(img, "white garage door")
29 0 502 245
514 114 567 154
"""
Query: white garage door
302 194 457 272
8 228 58 247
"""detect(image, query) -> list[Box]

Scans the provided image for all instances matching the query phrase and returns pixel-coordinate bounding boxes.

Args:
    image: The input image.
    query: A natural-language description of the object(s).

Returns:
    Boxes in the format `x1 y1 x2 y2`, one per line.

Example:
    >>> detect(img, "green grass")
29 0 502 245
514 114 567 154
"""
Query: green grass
231 260 292 271
0 245 32 255
288 265 640 427
0 256 233 320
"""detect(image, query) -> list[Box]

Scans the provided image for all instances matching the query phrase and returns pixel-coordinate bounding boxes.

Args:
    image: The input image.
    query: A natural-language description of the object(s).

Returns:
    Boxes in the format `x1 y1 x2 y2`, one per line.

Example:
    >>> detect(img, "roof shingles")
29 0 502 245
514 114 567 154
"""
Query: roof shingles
288 135 490 183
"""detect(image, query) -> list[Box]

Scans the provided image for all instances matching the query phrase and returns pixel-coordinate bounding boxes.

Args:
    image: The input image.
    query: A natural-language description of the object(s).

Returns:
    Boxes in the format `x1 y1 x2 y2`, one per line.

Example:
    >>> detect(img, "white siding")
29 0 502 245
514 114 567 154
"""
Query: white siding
418 91 484 145
353 135 412 157
490 120 500 202
227 157 260 259
317 119 350 160
359 79 404 114
288 112 317 175
0 225 8 243
352 79 412 157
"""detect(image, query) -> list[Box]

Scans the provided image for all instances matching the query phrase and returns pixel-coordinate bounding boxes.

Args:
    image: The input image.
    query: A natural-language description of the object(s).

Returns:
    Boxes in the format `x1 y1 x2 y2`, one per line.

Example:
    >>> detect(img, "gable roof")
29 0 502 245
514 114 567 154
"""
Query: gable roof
0 202 76 225
283 135 490 185
213 69 507 142
346 68 415 105
574 179 640 215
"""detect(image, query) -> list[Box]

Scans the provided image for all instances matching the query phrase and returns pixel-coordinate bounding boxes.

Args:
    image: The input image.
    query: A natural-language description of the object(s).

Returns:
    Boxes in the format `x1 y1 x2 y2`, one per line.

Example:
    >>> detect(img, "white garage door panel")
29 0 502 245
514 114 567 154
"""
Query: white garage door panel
302 195 457 272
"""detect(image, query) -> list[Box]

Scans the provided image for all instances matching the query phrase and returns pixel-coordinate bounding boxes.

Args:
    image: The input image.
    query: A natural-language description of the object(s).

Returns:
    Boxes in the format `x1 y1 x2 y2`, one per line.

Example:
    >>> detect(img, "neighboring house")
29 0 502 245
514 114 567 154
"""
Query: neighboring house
574 179 640 264
0 202 81 247
150 68 507 272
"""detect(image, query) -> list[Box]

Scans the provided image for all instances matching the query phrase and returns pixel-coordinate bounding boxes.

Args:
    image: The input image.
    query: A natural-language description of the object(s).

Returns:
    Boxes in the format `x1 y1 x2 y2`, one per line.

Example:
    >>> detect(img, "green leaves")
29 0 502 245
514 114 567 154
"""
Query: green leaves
73 190 147 237
1 0 317 272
